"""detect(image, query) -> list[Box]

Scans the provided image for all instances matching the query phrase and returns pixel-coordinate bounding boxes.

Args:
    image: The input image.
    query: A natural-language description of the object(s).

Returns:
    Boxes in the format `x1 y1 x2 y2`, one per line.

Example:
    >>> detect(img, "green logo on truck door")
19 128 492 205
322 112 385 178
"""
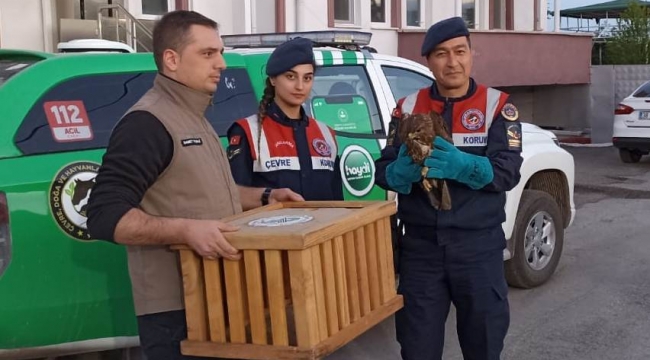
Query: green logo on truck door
49 161 100 241
340 145 375 197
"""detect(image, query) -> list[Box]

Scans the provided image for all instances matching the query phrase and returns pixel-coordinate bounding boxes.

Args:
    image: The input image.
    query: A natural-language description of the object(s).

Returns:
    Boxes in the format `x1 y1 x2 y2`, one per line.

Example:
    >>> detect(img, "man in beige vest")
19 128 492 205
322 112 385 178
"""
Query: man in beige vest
87 10 303 360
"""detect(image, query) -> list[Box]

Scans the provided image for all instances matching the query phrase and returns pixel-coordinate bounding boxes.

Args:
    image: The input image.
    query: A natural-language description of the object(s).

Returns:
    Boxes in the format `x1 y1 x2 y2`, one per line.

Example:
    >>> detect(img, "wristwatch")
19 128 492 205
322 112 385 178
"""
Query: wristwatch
261 187 273 206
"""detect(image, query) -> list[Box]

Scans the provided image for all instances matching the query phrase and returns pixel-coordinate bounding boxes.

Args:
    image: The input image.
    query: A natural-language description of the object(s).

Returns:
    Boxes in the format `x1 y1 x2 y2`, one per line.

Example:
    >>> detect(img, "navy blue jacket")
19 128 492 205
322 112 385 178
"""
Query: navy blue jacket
227 102 344 201
375 79 523 242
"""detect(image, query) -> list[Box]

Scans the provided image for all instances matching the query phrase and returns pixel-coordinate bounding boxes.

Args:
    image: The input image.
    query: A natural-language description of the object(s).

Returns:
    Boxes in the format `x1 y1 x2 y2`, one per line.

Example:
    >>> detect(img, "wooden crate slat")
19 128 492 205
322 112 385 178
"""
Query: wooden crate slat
288 250 320 347
203 258 226 342
382 217 397 296
375 219 392 304
332 236 350 328
244 250 268 345
310 245 329 341
320 240 340 335
224 259 248 343
179 249 208 341
353 227 372 317
343 231 361 323
363 223 381 310
264 250 289 346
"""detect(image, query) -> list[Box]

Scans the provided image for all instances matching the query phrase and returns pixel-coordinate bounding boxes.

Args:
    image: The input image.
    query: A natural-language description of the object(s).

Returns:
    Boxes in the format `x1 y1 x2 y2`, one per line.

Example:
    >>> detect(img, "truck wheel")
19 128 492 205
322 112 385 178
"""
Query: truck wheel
505 190 564 289
619 148 642 163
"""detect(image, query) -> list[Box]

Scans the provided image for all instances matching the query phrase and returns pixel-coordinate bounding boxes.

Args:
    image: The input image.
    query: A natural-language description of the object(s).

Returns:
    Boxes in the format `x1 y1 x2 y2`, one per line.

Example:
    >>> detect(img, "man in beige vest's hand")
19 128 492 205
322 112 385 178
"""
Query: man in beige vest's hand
87 10 302 360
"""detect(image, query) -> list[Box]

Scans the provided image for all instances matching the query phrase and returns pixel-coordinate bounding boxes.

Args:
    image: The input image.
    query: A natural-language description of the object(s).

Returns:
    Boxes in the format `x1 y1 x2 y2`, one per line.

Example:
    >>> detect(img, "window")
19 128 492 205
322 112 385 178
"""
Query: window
143 0 173 15
334 0 355 24
633 81 650 98
371 0 386 23
205 68 259 135
15 72 156 155
404 0 423 27
462 0 476 29
306 66 384 136
491 0 506 29
381 66 432 102
0 59 40 87
14 70 258 155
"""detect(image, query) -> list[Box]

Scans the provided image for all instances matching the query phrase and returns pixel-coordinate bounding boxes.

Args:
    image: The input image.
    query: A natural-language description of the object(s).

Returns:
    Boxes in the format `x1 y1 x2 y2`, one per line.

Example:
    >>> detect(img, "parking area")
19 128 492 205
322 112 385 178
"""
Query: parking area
328 145 650 360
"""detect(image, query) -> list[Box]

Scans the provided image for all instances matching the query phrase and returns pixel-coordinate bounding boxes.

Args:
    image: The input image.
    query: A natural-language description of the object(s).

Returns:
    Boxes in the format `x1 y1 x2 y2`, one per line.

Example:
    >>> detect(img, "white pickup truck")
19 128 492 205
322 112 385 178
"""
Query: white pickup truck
312 41 576 289
224 32 577 289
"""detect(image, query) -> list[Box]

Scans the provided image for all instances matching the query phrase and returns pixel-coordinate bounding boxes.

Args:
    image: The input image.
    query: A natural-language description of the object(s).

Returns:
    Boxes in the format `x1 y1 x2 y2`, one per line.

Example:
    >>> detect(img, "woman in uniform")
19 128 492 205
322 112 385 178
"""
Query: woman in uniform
226 37 343 204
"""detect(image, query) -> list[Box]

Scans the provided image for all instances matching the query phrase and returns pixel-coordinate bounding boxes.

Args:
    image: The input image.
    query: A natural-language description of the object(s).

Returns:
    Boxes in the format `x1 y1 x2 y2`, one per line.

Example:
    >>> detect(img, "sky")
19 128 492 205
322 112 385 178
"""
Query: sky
547 0 623 32
559 0 602 9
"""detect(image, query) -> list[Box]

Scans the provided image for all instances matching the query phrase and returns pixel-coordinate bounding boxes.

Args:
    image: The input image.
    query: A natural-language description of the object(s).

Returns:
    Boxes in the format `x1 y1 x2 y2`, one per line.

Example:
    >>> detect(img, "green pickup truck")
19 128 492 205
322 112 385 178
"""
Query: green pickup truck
0 32 575 359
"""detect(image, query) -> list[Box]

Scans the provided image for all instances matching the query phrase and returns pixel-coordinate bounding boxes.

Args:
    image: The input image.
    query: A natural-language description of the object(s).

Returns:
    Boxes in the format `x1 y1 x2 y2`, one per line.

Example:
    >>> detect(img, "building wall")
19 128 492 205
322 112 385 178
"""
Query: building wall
478 0 490 30
1 0 553 52
430 0 456 25
397 30 592 87
255 0 276 33
491 84 590 134
0 0 47 51
470 31 592 87
192 0 236 34
533 84 591 131
369 29 399 56
295 0 330 31
539 0 547 31
590 66 615 143
231 0 247 34
513 0 534 31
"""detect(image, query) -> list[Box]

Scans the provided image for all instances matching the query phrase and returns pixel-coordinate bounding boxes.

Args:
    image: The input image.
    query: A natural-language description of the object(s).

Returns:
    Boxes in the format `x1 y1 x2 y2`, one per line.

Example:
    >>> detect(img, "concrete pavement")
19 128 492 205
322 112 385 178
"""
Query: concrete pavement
328 145 650 360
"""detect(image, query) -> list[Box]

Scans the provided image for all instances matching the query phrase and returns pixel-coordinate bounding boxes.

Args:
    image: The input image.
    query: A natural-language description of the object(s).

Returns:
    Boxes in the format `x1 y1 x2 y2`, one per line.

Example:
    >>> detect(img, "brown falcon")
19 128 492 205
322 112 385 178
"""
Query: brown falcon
397 111 452 210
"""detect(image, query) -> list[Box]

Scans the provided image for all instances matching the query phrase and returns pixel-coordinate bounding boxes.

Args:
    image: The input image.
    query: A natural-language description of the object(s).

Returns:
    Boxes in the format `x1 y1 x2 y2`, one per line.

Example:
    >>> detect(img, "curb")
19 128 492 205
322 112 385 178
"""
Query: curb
560 142 613 148
558 135 591 144
575 183 650 198
556 135 613 148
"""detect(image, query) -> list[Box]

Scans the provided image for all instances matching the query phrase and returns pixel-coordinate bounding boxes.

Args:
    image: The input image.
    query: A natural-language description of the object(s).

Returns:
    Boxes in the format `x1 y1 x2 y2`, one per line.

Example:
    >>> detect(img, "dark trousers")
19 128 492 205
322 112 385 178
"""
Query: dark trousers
137 310 205 360
395 227 510 360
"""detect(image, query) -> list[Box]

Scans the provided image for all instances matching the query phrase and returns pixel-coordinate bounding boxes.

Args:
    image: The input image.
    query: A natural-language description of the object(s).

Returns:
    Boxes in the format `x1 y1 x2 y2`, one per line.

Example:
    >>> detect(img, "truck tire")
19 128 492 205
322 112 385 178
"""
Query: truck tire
505 190 564 289
619 148 642 163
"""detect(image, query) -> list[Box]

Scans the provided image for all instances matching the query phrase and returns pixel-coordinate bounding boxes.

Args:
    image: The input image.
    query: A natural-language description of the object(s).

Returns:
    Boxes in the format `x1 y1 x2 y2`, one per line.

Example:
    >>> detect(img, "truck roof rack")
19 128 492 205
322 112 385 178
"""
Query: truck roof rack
57 39 135 54
222 30 373 51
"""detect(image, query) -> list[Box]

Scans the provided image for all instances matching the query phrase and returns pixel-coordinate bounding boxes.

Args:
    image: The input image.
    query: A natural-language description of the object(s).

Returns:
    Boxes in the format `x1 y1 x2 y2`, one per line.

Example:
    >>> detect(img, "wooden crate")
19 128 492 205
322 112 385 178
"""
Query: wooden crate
172 201 402 359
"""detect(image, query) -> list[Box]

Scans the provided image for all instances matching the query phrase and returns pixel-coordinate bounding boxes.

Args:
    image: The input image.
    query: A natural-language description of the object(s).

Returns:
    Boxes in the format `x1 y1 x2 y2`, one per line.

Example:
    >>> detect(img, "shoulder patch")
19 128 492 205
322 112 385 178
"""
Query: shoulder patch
227 147 242 160
501 103 519 121
392 107 402 119
507 123 522 150
229 135 241 146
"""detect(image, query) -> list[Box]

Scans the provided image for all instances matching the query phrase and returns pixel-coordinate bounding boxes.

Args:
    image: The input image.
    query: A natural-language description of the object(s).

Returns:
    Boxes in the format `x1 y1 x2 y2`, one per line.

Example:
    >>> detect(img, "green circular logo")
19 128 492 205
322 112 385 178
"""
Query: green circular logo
49 161 100 241
340 145 375 197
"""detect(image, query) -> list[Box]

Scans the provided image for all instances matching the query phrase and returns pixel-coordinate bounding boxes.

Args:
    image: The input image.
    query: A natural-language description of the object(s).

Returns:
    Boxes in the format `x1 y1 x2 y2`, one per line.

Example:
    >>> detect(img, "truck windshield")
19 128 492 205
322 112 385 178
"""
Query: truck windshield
0 59 39 87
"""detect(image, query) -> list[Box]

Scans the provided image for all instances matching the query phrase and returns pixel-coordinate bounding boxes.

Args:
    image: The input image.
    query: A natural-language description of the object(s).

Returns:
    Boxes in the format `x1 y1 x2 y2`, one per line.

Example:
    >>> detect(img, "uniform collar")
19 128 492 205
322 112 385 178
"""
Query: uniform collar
153 73 213 117
429 77 477 102
266 101 309 127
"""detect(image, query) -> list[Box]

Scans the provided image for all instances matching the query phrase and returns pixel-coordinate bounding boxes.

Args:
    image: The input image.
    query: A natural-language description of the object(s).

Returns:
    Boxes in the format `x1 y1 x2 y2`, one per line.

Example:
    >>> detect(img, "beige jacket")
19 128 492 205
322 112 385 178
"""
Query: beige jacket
124 74 242 315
